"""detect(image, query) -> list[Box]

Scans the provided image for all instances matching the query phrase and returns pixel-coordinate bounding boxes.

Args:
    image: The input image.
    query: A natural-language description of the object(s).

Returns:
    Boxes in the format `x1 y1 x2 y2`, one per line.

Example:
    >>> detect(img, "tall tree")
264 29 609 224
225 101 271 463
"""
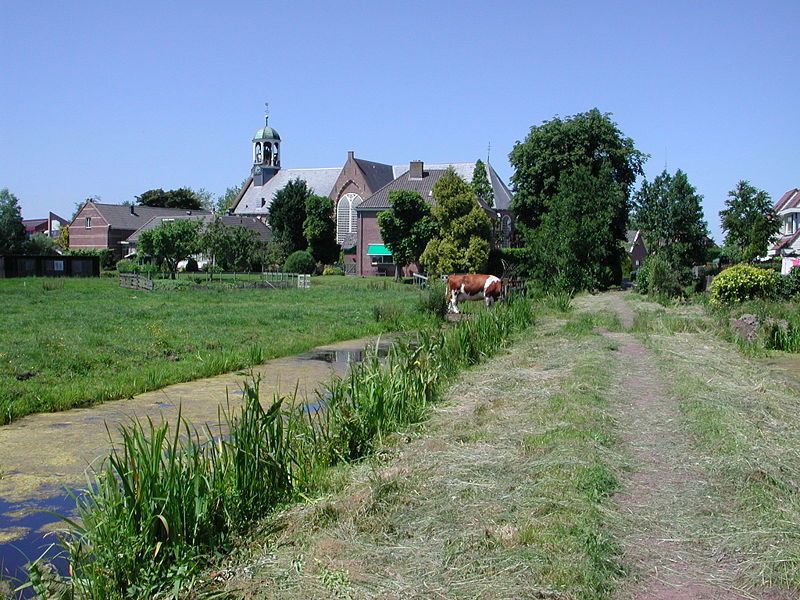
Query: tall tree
0 188 27 255
633 169 709 273
303 194 339 265
268 178 310 253
192 188 215 211
215 180 247 214
420 168 493 275
526 165 625 290
200 217 260 271
720 181 779 261
136 188 202 210
138 219 202 278
471 159 494 208
509 108 646 230
378 190 436 280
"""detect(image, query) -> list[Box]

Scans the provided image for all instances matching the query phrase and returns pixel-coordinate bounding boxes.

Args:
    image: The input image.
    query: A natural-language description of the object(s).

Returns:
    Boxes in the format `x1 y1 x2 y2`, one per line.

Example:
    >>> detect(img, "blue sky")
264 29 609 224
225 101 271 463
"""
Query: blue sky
1 0 798 242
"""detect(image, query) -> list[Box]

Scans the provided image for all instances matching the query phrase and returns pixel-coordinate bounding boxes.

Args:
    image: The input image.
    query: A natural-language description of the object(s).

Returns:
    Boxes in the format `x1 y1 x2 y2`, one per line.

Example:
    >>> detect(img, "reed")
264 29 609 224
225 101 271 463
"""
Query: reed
42 298 534 598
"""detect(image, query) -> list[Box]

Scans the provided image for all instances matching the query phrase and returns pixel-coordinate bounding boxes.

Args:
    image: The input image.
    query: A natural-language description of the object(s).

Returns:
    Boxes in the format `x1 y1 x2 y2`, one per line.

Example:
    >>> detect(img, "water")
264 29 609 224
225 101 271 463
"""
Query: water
0 490 75 591
0 335 393 593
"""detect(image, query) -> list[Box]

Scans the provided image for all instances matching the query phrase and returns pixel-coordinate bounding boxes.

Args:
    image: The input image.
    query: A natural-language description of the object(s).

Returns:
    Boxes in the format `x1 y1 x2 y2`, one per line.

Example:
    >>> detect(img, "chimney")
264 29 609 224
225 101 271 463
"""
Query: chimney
347 150 354 161
409 160 423 180
130 205 135 215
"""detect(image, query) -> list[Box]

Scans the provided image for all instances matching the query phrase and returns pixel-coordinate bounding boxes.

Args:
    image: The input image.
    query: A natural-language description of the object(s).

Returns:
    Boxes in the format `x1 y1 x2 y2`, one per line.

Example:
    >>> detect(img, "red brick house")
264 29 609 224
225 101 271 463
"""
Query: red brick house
69 200 210 259
626 229 648 271
355 160 514 276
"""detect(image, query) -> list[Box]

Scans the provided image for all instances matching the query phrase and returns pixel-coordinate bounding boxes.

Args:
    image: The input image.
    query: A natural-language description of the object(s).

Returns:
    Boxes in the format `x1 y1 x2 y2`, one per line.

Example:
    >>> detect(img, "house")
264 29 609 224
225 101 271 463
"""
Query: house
768 188 800 274
22 212 69 238
122 214 271 257
355 160 514 276
69 201 210 259
229 112 515 275
230 116 400 267
626 229 648 271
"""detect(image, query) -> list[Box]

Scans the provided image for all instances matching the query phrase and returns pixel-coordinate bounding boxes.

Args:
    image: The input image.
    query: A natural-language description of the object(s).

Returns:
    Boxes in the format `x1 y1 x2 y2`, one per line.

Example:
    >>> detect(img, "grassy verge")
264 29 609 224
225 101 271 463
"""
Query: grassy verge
0 276 435 424
199 304 624 599
628 298 800 590
25 299 534 598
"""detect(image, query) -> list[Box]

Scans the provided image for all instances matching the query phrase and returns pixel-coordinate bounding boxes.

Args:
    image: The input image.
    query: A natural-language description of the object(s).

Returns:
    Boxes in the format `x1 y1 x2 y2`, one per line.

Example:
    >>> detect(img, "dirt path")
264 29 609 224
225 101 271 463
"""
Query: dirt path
580 293 770 600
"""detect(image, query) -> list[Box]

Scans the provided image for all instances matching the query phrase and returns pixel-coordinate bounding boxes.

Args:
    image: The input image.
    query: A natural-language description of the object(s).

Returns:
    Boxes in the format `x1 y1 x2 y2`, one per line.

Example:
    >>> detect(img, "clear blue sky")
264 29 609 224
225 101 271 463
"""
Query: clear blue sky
1 0 798 242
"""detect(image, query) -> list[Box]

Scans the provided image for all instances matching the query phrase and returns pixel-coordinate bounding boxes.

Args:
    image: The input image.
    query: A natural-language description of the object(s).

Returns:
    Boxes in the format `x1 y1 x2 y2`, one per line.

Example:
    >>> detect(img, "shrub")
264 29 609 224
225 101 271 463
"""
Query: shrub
777 268 800 300
284 251 315 275
68 248 115 270
417 280 448 320
635 255 682 297
116 259 137 274
322 266 344 276
709 263 779 305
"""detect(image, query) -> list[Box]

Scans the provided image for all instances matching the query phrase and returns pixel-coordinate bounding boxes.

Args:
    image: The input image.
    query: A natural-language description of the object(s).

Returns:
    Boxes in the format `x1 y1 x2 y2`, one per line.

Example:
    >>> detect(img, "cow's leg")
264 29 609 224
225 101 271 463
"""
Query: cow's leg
485 295 494 308
449 289 460 314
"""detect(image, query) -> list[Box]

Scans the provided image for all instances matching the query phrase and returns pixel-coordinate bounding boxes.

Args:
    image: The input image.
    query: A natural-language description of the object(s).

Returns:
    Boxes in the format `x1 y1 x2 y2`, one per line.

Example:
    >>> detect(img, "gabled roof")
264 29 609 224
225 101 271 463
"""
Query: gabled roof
354 158 395 193
125 214 271 244
357 162 512 211
74 202 210 230
233 168 341 215
775 188 800 213
772 229 800 253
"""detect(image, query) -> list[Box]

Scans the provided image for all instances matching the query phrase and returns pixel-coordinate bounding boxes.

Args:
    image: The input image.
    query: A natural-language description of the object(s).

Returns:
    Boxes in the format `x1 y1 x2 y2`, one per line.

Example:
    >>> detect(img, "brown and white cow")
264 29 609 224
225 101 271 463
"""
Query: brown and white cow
446 274 502 314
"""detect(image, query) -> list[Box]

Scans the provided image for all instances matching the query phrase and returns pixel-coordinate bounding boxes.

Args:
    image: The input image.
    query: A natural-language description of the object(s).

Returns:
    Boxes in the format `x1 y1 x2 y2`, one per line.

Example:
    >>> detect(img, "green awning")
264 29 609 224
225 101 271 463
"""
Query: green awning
366 244 392 256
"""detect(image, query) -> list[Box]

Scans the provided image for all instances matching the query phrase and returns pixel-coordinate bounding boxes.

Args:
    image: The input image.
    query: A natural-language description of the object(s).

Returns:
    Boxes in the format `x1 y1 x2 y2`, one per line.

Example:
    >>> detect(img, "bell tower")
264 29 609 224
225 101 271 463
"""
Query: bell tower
252 105 281 186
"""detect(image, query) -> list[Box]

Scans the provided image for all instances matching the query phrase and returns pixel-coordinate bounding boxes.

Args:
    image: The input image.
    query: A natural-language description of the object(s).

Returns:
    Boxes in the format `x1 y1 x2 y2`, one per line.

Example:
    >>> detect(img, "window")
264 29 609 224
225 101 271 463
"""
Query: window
85 217 92 228
336 193 362 243
371 254 394 265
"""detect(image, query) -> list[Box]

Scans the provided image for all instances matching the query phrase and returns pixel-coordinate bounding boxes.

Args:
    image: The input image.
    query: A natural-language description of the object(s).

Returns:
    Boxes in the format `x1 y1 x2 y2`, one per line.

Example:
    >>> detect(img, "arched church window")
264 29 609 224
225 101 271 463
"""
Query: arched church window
501 214 512 248
336 192 363 244
255 142 262 164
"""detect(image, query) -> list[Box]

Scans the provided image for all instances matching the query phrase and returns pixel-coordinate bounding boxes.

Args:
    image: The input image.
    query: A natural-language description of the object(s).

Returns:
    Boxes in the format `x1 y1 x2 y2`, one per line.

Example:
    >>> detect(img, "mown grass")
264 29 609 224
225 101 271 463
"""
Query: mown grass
25 298 534 599
635 308 800 591
201 309 624 599
0 276 436 424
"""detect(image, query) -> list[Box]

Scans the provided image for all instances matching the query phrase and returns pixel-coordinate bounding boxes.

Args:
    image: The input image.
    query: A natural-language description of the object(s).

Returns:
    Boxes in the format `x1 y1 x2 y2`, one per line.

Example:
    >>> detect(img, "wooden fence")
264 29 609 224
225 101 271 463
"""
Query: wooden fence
119 273 154 291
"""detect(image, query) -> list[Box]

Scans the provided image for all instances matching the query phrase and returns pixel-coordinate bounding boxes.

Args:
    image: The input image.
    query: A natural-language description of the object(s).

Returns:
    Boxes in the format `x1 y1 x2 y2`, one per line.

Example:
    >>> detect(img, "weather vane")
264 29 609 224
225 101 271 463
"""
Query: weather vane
264 102 269 125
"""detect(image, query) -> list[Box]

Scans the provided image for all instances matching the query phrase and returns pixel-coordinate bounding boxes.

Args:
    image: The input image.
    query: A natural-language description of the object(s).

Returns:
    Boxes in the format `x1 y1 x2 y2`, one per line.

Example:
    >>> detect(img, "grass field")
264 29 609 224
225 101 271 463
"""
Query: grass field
0 276 434 424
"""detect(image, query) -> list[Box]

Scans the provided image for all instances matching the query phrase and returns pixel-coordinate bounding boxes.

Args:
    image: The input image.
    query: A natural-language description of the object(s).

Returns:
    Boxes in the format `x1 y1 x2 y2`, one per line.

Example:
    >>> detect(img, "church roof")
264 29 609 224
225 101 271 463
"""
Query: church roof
354 158 395 193
234 168 342 215
253 126 280 141
357 162 512 211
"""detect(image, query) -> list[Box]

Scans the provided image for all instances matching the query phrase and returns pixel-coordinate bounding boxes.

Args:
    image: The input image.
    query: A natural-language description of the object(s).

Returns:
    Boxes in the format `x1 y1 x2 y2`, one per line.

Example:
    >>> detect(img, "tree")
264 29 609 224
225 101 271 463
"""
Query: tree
54 222 70 251
192 188 215 211
268 178 310 253
138 219 201 278
303 194 339 265
378 190 436 280
26 233 57 255
720 181 780 261
0 188 27 255
215 180 247 214
471 159 494 208
525 165 625 290
420 168 493 275
509 108 646 230
200 218 261 272
633 169 709 276
136 188 202 210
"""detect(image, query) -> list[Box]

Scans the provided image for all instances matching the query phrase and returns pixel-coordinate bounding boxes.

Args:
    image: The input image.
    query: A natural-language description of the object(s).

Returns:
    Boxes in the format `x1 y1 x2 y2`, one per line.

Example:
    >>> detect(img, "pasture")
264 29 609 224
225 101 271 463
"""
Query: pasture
0 276 436 424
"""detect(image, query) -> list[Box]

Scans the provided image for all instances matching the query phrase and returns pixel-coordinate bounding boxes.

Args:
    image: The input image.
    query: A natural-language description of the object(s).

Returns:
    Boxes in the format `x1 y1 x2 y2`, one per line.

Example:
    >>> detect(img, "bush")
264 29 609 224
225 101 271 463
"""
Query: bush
777 268 800 300
116 259 137 274
635 255 683 297
283 250 315 275
68 248 116 270
709 263 779 305
322 266 344 276
417 280 448 320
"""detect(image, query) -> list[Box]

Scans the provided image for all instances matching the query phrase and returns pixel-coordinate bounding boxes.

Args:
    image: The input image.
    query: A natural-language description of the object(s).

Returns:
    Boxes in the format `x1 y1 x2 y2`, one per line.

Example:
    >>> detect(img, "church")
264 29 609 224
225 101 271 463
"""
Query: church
230 113 513 276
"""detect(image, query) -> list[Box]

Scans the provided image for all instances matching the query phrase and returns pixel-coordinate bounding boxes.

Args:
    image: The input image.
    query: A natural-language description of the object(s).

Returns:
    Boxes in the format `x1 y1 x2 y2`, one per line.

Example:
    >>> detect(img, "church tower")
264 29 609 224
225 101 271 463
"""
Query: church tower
252 109 281 186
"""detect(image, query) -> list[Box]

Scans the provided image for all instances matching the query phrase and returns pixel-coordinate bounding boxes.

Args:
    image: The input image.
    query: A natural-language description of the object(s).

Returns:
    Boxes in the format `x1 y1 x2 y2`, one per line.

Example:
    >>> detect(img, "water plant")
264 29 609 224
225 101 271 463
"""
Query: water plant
40 297 534 598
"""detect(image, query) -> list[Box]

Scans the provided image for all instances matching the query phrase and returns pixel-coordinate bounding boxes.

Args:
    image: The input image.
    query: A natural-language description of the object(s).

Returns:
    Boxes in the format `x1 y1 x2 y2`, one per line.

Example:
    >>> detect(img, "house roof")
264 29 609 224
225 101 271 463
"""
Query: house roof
125 214 271 244
357 162 512 211
772 229 800 254
233 168 342 215
354 158 396 193
74 202 210 230
775 188 800 213
626 230 640 244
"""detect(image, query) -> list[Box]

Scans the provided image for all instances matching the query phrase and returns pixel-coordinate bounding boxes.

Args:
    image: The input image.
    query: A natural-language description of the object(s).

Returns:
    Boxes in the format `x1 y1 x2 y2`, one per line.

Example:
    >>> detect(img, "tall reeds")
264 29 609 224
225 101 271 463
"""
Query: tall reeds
42 298 534 599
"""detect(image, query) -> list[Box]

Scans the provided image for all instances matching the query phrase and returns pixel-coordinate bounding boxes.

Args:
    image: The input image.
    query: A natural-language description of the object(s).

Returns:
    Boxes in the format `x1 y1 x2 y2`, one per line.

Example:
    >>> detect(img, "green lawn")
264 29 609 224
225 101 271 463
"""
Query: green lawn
0 276 431 424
